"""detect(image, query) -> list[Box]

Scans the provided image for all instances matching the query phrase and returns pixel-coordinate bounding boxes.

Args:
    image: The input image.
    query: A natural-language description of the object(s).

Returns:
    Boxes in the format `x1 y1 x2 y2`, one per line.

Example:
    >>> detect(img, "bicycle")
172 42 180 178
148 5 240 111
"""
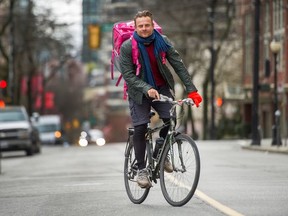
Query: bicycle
124 94 201 207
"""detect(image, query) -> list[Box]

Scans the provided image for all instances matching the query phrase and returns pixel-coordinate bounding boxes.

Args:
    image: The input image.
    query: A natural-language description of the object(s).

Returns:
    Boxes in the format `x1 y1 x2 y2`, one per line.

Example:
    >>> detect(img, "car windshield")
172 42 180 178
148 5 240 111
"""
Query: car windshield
37 124 59 133
0 111 26 122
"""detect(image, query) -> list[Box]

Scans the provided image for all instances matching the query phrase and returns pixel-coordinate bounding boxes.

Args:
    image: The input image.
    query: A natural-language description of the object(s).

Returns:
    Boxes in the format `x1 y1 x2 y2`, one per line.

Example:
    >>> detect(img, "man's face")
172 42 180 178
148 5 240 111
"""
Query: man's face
135 16 154 38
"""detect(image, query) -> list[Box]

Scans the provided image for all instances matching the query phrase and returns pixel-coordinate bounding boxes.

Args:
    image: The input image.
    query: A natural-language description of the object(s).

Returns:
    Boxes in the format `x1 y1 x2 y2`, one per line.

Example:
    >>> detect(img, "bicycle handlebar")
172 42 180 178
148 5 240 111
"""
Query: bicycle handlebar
153 94 195 106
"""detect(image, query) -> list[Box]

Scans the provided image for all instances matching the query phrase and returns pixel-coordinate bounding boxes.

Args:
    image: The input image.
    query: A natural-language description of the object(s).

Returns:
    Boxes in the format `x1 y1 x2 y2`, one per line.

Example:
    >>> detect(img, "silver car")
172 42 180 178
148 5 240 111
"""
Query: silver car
0 106 41 156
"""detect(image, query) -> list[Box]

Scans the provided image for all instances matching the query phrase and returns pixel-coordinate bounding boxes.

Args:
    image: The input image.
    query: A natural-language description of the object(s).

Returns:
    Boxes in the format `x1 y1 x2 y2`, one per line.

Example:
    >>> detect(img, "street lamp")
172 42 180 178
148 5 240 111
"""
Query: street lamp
269 39 282 146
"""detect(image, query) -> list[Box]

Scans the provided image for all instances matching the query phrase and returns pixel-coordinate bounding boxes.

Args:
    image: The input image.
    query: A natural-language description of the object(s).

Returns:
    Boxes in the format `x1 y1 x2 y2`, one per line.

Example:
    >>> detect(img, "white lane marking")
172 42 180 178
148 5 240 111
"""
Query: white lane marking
195 190 245 216
165 173 245 216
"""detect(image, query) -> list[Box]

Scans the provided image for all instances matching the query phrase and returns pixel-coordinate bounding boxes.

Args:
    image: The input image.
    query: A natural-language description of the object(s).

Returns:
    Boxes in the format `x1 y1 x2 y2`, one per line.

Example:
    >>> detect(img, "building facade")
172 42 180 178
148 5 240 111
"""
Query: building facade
239 0 288 141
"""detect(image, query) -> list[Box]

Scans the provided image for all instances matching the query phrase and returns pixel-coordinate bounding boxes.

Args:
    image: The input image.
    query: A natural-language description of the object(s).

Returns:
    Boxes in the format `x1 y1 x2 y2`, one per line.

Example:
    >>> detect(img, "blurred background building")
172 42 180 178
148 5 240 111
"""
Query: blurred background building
81 0 138 142
239 0 287 145
0 0 287 145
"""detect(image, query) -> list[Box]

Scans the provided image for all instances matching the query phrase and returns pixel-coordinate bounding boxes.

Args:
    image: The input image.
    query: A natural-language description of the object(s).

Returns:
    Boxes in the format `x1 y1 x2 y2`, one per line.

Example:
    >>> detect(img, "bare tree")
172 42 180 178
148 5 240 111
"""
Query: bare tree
0 0 75 116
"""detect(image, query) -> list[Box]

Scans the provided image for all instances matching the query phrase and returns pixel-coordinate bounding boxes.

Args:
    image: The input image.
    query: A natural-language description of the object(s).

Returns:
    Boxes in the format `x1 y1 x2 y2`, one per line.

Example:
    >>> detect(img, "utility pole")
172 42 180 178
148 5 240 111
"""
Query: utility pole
208 0 216 139
8 0 15 104
251 0 261 145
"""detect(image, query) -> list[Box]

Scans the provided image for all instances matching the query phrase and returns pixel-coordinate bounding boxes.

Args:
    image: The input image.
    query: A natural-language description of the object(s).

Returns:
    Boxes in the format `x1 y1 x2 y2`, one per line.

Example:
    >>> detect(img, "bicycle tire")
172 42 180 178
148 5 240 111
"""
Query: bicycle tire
124 140 150 204
159 133 200 206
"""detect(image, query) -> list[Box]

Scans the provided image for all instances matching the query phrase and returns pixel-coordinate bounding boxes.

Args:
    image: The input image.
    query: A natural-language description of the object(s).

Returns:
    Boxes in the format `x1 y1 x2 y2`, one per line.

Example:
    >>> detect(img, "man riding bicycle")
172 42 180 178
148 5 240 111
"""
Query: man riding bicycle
119 10 202 188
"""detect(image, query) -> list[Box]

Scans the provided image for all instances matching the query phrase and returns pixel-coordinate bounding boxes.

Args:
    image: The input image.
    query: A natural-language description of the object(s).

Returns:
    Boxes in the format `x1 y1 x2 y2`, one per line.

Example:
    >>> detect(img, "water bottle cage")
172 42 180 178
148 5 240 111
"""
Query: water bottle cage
153 137 164 159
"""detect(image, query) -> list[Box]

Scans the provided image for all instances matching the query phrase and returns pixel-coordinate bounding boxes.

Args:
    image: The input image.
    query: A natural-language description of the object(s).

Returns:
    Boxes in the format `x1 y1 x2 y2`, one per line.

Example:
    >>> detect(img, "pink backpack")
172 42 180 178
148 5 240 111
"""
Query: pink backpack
111 20 162 99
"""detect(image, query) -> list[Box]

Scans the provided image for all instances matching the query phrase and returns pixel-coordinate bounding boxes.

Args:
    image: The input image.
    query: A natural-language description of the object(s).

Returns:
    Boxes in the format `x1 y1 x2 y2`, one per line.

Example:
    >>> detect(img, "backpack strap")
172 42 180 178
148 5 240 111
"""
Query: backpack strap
115 37 143 100
131 37 141 76
116 37 141 100
115 74 122 86
111 51 115 79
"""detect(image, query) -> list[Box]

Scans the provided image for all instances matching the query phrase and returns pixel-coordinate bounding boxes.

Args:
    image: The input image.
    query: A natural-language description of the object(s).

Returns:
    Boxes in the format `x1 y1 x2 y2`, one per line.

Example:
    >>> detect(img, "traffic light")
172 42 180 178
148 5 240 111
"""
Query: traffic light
88 24 101 49
0 80 7 89
0 99 5 108
216 97 223 107
0 80 7 98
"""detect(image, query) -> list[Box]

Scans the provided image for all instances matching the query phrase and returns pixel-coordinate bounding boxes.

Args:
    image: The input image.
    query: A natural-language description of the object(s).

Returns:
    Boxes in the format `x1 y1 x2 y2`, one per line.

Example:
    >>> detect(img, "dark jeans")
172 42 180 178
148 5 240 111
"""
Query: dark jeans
128 86 175 170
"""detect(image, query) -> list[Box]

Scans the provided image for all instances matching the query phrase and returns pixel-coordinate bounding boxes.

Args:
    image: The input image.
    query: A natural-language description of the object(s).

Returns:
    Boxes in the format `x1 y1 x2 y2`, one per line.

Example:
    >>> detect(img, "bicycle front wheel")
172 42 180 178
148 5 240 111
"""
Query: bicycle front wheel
160 134 200 206
124 140 150 204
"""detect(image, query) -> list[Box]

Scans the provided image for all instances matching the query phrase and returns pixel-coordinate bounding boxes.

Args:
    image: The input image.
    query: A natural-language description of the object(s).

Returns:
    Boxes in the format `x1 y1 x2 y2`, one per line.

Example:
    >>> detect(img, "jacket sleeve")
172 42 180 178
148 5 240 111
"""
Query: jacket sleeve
119 41 152 95
163 36 198 93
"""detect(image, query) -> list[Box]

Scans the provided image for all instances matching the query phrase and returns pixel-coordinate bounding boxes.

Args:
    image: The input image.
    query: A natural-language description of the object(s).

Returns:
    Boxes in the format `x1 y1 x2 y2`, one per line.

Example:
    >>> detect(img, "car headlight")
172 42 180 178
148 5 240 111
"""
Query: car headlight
79 138 88 147
96 138 106 146
54 131 62 138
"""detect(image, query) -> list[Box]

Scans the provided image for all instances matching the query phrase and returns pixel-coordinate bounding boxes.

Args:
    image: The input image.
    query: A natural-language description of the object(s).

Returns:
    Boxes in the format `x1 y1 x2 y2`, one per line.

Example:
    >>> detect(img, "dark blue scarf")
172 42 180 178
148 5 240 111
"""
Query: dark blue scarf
133 30 171 88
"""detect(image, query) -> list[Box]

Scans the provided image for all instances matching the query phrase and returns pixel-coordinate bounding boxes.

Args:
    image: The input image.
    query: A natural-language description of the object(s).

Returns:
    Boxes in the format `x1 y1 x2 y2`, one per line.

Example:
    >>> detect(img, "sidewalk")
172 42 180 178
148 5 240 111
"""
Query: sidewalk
239 139 288 154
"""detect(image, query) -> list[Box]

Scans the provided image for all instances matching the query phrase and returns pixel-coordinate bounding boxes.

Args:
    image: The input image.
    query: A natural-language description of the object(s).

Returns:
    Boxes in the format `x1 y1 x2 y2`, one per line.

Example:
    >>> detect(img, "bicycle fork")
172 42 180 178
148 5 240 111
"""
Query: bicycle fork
177 139 187 173
165 133 187 173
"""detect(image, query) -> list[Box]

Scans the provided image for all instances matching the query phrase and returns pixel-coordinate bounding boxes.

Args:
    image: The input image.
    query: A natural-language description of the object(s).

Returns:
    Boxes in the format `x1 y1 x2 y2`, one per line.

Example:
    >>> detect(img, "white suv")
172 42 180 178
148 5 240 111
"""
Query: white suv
0 106 41 156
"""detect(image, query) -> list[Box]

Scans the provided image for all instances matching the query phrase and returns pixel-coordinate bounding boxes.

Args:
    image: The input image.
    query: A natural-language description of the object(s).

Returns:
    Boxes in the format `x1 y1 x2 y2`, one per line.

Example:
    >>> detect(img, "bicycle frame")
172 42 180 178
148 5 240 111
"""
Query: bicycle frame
125 94 194 182
145 103 180 182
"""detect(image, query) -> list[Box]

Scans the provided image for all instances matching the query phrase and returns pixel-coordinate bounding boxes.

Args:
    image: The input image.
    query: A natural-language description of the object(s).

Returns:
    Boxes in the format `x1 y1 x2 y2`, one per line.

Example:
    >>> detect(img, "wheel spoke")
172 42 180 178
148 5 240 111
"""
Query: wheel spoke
124 142 150 204
160 134 200 206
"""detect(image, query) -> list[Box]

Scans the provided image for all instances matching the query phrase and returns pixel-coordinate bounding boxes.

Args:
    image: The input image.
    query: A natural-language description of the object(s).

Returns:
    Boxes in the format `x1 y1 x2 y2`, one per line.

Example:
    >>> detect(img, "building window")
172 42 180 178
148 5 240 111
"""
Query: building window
273 0 283 31
244 14 252 75
263 0 270 67
272 0 284 73
264 0 270 34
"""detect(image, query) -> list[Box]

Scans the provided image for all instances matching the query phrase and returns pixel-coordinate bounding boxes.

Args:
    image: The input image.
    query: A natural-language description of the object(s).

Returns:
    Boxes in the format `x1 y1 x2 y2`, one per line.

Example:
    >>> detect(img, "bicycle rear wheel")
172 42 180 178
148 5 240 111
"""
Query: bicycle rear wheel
160 134 200 206
124 140 150 204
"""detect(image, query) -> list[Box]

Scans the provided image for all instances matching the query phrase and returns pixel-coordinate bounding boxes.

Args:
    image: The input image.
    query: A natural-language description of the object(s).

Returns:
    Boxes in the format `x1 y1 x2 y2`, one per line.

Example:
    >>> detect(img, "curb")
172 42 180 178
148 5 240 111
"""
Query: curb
237 139 288 154
241 145 288 154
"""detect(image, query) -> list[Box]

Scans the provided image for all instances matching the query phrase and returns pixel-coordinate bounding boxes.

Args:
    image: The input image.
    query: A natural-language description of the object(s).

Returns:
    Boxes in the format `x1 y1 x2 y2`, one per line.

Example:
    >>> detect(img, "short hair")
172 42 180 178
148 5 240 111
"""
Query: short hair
134 10 153 25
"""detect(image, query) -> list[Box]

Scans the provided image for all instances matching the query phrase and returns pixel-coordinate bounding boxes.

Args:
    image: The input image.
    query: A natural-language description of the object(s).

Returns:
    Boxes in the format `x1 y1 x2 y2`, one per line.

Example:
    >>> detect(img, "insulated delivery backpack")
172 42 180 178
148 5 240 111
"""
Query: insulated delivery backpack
111 20 163 99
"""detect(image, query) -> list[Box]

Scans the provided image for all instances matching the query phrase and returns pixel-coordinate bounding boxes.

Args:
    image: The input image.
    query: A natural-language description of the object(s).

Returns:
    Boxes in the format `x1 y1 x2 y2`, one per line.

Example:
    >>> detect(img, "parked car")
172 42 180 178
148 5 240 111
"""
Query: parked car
0 106 41 156
33 115 64 145
78 129 106 147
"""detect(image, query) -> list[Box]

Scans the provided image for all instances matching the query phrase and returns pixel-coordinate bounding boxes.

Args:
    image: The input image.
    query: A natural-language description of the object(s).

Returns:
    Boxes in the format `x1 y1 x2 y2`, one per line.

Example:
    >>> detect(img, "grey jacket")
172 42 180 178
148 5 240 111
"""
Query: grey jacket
119 35 197 105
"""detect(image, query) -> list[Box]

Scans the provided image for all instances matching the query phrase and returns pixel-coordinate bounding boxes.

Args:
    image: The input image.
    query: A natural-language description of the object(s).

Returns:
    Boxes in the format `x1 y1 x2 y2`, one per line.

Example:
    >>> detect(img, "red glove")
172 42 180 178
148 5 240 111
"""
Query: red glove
188 91 202 107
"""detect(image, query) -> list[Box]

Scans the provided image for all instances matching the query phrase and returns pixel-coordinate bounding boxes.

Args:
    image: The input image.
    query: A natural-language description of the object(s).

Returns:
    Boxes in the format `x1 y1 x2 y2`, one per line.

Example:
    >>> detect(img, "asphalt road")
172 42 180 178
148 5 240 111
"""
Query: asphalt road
0 140 287 216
